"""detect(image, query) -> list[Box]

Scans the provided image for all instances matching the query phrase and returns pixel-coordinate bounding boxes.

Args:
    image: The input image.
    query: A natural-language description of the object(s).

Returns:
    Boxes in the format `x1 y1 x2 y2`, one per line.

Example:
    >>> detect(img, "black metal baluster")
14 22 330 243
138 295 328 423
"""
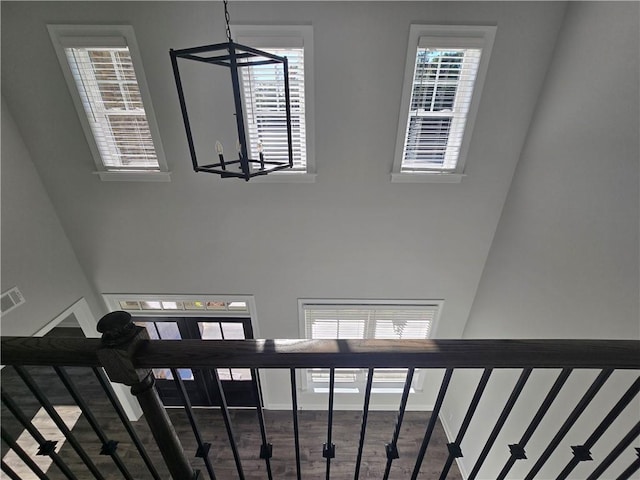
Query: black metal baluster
1 426 50 480
251 368 273 480
1 459 23 480
324 368 336 480
469 368 532 480
354 368 374 480
212 368 245 479
616 448 640 480
411 368 454 480
585 422 640 480
1 392 77 480
13 366 105 480
383 368 415 480
524 369 613 480
496 368 572 480
92 367 162 480
54 367 134 480
439 369 492 480
171 368 216 480
290 369 302 480
557 376 640 480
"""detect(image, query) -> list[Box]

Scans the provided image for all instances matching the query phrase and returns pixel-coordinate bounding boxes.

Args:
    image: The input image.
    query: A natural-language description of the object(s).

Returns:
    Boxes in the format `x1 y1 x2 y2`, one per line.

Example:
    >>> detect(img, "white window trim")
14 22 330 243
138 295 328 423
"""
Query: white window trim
102 294 260 338
232 25 316 183
297 299 443 394
48 25 170 182
392 25 496 183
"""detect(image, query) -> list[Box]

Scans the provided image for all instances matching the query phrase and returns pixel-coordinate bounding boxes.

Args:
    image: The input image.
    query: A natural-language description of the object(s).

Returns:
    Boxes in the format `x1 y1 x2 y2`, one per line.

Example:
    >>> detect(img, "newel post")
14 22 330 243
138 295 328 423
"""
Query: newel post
96 311 201 480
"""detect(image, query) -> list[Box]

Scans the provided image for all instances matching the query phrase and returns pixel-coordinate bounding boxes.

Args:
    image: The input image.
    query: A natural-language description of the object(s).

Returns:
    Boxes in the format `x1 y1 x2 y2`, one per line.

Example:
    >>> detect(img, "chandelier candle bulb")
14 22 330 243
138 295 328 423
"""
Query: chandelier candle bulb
215 141 226 170
258 143 265 170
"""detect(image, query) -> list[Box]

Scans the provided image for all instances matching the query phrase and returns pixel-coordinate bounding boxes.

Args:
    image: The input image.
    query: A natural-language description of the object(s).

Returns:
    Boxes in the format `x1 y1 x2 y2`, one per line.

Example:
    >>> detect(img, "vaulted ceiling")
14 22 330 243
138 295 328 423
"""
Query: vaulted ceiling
1 1 637 343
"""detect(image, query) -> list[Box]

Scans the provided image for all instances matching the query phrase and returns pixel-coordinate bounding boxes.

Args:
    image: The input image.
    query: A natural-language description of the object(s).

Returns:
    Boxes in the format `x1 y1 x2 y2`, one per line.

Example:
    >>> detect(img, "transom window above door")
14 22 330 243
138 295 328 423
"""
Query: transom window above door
103 294 255 317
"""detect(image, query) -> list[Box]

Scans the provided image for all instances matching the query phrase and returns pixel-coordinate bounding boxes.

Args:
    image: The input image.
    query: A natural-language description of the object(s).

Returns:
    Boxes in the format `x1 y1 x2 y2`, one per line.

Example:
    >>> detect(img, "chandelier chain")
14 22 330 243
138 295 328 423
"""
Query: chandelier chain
223 0 232 42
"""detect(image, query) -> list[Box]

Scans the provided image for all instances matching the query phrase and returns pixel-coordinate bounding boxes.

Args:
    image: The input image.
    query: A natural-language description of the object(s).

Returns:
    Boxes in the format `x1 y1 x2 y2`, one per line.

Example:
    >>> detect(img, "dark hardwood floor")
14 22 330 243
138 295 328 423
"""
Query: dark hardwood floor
1 336 459 479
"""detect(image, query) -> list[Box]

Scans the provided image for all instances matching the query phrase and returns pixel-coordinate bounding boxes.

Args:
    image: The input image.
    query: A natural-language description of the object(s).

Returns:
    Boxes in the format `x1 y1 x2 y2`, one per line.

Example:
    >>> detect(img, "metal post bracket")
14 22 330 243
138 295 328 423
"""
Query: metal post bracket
447 442 464 458
385 443 399 460
323 443 336 459
571 445 593 462
195 443 211 458
260 443 273 459
509 444 527 460
36 440 57 456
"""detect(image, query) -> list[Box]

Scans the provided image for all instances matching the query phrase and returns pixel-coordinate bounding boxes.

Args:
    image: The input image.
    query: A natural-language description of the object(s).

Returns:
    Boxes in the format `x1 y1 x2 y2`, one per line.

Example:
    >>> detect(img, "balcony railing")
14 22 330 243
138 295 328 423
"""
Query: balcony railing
1 311 639 480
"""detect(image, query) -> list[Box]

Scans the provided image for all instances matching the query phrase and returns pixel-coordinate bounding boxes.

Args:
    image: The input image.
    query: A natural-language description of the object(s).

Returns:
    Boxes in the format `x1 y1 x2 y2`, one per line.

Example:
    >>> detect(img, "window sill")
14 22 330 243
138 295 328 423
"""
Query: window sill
95 171 171 182
248 172 316 183
391 172 464 184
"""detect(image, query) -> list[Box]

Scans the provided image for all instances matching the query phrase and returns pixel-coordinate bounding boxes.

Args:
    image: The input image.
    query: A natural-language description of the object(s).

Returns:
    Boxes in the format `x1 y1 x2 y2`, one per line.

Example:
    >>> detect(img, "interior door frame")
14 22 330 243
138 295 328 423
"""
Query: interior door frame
101 294 263 406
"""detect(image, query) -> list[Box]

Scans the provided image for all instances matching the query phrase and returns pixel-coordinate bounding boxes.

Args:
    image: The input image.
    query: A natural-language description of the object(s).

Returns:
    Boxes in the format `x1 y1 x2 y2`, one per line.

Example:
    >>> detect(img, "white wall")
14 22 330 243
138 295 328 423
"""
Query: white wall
0 1 566 409
0 97 103 336
443 3 640 478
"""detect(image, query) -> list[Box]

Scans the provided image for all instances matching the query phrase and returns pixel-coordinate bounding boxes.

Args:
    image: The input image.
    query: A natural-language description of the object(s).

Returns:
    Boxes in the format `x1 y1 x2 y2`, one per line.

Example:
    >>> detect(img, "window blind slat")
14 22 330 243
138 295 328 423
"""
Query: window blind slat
401 47 482 172
304 304 437 386
304 305 437 340
240 47 307 170
65 46 159 170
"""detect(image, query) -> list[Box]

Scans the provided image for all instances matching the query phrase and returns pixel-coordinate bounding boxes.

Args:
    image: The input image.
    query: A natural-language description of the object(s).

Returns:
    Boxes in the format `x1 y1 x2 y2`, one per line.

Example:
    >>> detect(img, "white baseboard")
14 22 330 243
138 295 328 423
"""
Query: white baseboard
439 412 469 480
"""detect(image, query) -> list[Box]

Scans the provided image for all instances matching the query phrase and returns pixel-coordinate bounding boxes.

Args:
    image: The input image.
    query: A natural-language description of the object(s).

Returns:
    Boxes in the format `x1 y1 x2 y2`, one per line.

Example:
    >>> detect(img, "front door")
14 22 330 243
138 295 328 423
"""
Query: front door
133 317 259 407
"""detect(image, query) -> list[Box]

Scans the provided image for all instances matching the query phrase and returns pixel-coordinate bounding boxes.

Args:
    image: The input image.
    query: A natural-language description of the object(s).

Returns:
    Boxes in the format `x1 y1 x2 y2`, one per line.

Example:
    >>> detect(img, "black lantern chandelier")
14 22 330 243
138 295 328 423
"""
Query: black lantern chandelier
169 0 294 181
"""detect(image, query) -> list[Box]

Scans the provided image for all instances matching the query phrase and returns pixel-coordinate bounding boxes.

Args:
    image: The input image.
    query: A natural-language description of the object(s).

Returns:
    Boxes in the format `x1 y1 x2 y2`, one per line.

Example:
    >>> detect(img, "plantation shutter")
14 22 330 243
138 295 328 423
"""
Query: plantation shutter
240 47 307 170
402 45 482 172
64 45 159 170
304 304 438 384
304 305 437 340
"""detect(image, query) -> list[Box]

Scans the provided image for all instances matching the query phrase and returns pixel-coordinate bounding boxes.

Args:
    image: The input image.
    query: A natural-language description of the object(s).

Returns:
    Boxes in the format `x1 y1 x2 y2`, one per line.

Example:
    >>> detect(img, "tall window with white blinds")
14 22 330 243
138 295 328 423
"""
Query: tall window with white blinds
403 48 481 171
48 25 168 181
392 26 496 182
65 46 159 170
240 48 307 171
233 25 314 178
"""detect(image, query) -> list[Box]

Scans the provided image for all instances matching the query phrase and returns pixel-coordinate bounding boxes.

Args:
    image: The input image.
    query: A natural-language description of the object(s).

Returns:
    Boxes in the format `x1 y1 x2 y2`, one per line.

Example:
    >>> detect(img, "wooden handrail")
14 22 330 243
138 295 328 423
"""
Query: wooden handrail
1 337 102 366
2 337 639 369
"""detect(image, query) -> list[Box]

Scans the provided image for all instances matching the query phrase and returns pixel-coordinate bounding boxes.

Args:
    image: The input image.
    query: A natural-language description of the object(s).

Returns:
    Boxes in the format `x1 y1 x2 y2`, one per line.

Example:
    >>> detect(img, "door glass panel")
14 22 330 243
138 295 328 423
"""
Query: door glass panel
231 368 252 381
198 322 223 339
153 368 193 380
178 369 194 380
221 322 245 339
135 321 159 339
156 322 181 340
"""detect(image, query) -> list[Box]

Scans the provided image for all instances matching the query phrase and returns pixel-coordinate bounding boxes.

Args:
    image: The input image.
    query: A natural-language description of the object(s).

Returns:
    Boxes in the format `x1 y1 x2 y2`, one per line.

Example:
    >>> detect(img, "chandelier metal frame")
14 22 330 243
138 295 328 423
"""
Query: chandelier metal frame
169 1 294 181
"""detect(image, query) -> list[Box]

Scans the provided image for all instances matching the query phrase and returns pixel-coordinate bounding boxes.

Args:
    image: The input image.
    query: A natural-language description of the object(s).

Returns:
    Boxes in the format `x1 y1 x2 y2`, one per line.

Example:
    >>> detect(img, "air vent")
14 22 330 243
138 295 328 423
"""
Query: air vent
1 287 25 315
